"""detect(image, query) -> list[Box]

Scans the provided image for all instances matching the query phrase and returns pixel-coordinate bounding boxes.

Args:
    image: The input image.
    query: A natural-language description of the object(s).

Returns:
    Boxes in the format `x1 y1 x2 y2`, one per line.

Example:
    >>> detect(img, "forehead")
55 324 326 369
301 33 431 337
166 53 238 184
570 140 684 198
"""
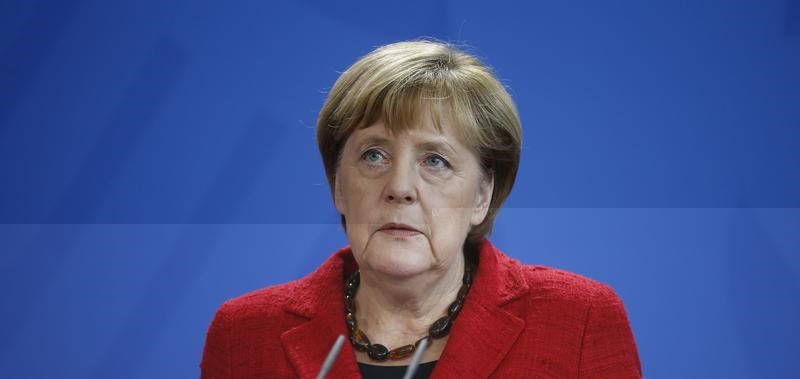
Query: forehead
350 104 473 151
350 118 469 155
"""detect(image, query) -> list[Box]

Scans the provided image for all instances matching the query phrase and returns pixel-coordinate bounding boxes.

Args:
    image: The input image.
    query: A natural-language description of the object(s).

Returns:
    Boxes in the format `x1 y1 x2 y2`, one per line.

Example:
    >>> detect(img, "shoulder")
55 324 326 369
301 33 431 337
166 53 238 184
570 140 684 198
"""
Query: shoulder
217 280 302 318
475 241 628 319
514 263 641 377
520 263 621 306
485 243 620 307
201 281 307 376
209 247 351 329
484 249 621 314
490 254 642 376
209 279 309 333
201 250 351 376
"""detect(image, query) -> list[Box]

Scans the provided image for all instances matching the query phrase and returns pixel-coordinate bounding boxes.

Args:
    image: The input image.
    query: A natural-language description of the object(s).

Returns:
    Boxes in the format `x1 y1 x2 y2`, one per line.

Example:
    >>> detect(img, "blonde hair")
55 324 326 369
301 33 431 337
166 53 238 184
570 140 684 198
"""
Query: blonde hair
317 40 522 246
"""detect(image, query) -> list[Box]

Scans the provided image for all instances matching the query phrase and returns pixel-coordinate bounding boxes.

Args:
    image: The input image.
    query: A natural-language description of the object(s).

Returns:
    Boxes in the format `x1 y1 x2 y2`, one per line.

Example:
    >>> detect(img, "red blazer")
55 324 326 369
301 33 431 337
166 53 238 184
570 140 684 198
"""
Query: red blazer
201 240 642 378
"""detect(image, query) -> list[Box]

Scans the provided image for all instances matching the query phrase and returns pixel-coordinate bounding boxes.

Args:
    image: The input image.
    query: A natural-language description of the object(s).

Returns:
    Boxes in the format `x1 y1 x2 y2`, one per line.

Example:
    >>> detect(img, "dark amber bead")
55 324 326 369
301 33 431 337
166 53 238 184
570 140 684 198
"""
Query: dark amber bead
447 300 463 317
367 344 389 361
429 316 452 339
345 312 357 330
350 328 370 351
388 344 415 359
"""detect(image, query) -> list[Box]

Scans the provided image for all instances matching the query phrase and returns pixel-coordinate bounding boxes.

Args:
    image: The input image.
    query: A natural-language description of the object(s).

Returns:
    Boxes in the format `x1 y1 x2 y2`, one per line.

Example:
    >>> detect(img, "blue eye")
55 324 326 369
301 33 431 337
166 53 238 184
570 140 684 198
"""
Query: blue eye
362 149 387 164
424 154 450 169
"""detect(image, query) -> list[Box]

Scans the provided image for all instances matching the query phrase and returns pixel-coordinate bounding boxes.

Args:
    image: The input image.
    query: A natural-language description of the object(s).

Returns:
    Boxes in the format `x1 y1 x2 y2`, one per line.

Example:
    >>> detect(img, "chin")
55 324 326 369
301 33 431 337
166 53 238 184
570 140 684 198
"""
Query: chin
363 245 432 279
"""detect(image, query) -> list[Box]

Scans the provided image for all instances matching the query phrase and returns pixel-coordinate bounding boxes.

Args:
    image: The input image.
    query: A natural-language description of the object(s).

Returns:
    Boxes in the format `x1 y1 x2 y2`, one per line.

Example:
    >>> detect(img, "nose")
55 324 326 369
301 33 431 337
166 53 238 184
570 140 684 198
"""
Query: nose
383 160 417 205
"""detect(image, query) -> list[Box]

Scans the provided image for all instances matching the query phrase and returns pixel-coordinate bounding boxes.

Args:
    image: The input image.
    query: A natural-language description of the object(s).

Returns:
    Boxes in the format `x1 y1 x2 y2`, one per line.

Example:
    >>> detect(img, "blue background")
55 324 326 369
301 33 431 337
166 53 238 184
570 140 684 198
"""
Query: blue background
1 0 798 377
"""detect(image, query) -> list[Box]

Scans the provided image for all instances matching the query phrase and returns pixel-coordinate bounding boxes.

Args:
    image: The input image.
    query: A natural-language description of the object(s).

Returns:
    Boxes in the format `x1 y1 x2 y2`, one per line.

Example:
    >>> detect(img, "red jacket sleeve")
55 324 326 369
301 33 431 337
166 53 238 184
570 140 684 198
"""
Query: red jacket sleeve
579 284 643 378
200 304 233 379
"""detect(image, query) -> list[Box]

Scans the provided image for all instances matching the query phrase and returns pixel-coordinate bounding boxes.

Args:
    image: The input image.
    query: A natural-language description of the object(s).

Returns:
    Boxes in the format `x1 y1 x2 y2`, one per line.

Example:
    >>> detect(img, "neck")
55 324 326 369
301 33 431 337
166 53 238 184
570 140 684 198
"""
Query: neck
354 254 465 345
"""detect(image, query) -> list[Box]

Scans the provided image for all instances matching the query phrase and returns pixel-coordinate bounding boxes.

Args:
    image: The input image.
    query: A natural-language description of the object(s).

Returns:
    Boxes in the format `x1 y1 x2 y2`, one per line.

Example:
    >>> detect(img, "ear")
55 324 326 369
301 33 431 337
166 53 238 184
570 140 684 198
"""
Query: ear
470 175 494 226
333 173 346 215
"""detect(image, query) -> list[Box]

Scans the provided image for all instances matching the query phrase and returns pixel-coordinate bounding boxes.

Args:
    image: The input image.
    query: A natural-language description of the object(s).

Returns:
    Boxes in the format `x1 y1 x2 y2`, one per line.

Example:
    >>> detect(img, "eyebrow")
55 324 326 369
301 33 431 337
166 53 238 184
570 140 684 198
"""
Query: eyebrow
357 135 459 156
417 140 457 156
357 136 392 148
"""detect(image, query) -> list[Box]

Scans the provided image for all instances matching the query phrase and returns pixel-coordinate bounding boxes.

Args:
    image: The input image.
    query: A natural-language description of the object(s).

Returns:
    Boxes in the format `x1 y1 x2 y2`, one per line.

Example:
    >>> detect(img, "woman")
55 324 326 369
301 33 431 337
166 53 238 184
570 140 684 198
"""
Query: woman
201 40 642 378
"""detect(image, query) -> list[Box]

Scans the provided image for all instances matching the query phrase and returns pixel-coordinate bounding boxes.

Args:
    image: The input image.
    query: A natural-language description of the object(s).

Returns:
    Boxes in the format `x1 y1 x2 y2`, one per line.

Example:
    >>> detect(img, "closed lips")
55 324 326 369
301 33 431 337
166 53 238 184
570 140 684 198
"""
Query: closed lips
378 223 421 232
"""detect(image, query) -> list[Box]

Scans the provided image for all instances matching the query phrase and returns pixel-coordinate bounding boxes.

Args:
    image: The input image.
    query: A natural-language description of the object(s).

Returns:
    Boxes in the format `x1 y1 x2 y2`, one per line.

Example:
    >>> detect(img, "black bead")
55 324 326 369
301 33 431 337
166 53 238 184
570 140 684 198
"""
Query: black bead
345 271 360 291
457 285 469 301
447 300 463 317
344 265 473 362
345 293 356 314
367 344 389 361
463 265 473 285
429 316 452 339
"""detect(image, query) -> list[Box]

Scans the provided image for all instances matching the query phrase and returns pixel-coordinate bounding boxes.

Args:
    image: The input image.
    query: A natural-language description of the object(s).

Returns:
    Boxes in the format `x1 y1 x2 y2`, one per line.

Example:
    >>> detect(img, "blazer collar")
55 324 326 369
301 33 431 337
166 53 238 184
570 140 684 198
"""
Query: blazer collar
432 240 530 378
281 247 360 378
281 241 529 379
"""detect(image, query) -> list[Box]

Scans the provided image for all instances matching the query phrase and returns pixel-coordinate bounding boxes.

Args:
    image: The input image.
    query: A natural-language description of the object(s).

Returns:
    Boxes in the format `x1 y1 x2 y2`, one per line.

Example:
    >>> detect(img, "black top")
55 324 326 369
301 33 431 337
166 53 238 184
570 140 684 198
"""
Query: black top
358 361 437 379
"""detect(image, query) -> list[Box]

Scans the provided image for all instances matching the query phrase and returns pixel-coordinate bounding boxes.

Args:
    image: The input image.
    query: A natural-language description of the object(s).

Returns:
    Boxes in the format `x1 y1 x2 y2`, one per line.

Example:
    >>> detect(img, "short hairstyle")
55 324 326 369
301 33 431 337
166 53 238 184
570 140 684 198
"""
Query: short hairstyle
316 39 522 247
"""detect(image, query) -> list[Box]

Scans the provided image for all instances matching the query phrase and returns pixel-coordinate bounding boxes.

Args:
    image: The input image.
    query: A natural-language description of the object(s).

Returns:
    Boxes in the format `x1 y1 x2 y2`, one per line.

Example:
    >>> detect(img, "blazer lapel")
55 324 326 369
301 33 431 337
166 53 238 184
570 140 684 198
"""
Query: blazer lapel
278 242 527 378
432 241 530 378
280 315 359 378
280 248 361 379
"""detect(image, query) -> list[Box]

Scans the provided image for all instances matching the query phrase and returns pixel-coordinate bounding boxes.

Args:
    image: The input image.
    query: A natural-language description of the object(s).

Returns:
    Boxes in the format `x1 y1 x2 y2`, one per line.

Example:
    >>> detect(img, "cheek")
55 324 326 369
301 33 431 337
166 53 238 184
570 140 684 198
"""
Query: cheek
433 178 482 211
337 171 371 221
426 187 477 247
426 208 472 263
338 172 377 249
345 224 370 258
429 205 474 235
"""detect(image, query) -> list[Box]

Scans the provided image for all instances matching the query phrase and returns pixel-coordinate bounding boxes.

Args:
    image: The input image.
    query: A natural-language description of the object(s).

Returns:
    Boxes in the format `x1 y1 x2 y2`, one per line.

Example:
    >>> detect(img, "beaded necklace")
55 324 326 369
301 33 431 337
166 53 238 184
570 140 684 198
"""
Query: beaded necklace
343 263 474 361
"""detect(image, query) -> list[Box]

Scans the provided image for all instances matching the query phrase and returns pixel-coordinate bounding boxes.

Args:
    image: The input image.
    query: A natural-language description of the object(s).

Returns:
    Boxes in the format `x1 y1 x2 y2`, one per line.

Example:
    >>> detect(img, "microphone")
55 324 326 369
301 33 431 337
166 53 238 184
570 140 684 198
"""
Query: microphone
316 334 345 379
402 337 429 379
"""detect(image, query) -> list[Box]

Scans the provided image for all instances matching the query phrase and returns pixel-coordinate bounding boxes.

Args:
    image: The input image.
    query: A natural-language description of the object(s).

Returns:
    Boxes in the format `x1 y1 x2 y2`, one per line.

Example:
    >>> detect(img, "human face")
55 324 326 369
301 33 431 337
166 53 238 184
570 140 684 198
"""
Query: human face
334 113 494 279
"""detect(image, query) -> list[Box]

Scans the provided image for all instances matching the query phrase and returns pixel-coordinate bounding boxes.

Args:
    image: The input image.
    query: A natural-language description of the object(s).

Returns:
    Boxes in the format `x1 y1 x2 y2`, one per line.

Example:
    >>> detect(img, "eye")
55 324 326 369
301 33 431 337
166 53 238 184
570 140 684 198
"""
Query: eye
423 154 450 169
361 148 388 165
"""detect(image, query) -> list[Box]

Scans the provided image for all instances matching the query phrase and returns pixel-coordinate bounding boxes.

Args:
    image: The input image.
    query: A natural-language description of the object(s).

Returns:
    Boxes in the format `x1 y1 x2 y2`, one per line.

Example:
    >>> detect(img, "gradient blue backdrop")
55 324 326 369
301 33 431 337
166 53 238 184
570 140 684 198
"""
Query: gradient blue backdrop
1 1 798 378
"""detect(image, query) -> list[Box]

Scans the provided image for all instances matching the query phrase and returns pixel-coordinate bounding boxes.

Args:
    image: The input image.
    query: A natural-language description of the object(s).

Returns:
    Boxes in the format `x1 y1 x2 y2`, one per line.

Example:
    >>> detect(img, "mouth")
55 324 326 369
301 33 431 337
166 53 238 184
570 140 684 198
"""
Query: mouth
377 222 422 237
